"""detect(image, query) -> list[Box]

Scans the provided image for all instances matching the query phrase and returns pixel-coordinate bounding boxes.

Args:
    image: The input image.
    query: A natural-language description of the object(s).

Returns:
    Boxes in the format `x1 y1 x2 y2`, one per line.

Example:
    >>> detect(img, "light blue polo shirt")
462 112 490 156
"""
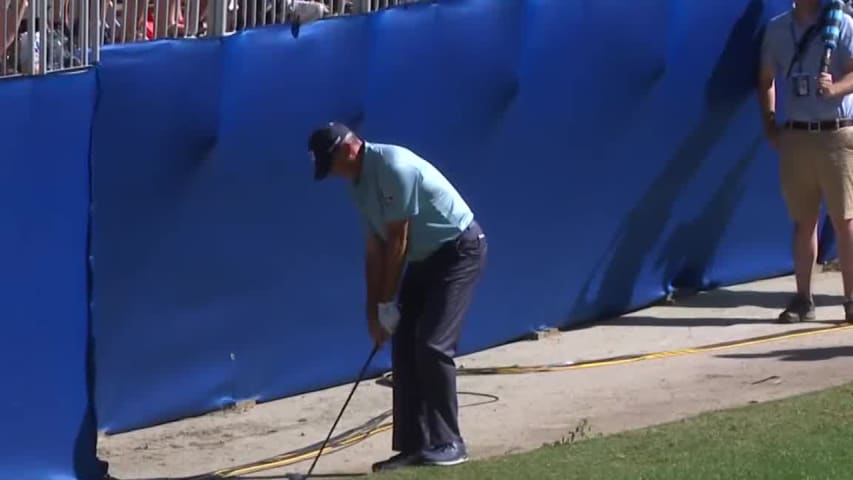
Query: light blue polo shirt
349 142 474 262
761 9 853 121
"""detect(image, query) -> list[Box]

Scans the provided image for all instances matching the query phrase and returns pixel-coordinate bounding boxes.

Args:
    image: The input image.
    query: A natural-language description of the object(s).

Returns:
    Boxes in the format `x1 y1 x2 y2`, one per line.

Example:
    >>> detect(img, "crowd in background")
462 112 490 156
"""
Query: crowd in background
0 0 419 77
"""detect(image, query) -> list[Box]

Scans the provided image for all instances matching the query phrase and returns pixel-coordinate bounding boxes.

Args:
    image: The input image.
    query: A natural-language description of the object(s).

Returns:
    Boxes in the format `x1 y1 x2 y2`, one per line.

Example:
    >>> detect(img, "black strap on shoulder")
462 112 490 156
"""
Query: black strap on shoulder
787 23 821 77
786 5 833 78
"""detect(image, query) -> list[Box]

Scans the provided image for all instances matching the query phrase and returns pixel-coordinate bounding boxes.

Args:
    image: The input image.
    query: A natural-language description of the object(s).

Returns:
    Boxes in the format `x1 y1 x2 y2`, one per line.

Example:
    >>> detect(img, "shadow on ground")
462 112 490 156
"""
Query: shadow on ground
564 289 846 330
663 290 844 310
717 346 853 362
596 316 843 328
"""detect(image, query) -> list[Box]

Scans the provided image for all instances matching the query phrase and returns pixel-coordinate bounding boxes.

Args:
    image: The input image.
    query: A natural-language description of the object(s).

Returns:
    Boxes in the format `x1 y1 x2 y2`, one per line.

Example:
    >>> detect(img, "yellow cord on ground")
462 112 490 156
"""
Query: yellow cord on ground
196 321 853 479
453 322 853 375
212 423 395 477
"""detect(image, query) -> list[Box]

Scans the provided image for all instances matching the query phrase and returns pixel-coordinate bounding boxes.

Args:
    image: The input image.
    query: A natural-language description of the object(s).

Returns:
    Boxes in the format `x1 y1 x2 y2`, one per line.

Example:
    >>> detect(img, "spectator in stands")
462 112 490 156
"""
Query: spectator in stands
0 0 412 79
2 0 27 73
758 0 853 322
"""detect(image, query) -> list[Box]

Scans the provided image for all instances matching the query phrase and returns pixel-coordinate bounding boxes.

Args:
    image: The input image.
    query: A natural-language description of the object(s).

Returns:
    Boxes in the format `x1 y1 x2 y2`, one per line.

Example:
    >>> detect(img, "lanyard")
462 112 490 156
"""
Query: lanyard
790 20 806 74
788 18 820 77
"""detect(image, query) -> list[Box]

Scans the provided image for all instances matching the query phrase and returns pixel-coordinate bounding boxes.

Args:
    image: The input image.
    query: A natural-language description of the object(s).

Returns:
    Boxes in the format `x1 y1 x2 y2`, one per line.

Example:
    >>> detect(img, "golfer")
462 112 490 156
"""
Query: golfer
308 122 487 472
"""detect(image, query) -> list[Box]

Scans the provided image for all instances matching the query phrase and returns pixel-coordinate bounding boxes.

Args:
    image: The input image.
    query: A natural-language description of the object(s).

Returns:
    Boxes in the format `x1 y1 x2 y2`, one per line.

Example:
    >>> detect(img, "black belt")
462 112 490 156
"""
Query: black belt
784 119 853 131
413 220 484 265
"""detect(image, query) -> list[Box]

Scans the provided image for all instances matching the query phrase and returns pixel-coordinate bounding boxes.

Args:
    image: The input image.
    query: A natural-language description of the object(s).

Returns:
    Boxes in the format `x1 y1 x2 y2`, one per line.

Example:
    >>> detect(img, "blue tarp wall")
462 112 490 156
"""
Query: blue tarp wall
2 0 834 478
0 71 102 479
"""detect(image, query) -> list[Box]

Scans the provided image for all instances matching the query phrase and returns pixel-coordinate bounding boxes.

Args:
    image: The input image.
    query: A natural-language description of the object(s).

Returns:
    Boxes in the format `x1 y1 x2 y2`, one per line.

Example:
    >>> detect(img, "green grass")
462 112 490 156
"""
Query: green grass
380 383 853 480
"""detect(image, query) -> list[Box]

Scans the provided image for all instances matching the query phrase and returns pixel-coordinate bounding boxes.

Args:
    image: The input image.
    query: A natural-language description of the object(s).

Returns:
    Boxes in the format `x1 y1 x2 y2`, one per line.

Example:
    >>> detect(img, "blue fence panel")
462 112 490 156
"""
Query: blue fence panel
608 0 795 293
90 39 227 433
470 0 674 328
216 17 385 404
0 71 99 480
89 0 801 434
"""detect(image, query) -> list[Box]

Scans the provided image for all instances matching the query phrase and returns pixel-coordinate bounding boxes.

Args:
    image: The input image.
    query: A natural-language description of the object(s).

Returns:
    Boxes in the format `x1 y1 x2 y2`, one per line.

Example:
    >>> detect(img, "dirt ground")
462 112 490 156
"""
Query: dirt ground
99 270 853 480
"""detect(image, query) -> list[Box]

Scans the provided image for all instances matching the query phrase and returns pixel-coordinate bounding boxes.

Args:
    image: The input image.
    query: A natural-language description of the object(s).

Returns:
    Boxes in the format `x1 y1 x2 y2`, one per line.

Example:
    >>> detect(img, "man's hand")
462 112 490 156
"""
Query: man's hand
366 295 388 347
819 73 839 97
377 302 400 334
368 315 389 346
367 302 399 347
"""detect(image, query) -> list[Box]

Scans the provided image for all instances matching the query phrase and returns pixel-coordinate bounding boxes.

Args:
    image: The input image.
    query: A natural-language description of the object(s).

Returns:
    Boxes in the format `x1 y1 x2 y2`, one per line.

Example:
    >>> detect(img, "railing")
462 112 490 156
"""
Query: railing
0 0 423 78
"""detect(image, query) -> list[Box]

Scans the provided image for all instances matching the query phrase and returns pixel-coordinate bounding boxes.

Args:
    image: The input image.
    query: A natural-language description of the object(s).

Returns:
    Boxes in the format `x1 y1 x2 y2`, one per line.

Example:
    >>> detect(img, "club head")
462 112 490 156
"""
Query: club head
284 474 307 480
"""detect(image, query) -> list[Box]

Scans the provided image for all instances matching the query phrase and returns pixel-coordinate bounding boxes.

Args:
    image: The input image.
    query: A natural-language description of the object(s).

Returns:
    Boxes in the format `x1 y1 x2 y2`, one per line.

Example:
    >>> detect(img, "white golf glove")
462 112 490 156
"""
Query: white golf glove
377 301 401 335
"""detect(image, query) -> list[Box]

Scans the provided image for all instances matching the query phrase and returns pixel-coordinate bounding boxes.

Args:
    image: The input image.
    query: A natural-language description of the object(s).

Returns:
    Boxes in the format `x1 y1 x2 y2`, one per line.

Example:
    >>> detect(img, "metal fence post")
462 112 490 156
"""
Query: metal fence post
92 0 102 63
37 0 46 74
81 0 91 64
208 0 227 36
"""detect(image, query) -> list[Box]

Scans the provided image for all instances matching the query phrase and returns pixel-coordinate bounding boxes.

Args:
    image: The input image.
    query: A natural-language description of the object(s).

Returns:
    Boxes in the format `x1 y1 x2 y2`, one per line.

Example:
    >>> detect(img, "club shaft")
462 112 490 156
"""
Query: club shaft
305 344 379 477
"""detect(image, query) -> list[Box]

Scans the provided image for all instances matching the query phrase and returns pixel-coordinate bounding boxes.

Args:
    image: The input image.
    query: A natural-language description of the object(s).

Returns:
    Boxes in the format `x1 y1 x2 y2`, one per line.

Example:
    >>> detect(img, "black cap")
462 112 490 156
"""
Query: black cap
308 122 352 180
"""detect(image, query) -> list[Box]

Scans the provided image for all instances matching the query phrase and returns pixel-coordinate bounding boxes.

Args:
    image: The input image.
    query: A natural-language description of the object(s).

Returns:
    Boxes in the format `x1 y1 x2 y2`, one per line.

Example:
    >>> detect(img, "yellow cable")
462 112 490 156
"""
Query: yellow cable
216 424 395 477
455 323 853 374
198 321 853 478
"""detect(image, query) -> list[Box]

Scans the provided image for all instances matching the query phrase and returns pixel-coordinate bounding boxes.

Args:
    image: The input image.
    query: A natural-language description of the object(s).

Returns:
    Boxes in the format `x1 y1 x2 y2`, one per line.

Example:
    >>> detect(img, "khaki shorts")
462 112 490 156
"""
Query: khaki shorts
778 126 853 222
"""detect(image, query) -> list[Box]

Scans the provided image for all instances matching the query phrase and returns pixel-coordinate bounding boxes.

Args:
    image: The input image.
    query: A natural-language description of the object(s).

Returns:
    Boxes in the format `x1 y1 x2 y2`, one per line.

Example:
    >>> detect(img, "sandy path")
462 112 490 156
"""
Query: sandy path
99 271 853 480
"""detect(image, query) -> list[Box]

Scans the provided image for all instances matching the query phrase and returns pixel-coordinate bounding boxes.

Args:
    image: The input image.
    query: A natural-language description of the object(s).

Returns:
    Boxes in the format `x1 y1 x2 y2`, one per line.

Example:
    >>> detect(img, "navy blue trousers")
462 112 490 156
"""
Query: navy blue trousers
391 220 487 453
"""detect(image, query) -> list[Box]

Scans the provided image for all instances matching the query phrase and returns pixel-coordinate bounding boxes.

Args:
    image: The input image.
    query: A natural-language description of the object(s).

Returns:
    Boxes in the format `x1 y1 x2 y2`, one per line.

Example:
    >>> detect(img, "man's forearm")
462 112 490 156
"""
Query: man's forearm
833 71 853 97
379 224 408 303
365 230 387 319
758 84 775 127
366 243 384 313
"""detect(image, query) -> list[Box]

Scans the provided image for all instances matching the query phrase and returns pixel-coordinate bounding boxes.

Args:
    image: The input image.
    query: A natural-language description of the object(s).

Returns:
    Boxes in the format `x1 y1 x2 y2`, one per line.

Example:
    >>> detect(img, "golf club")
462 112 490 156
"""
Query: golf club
292 343 380 479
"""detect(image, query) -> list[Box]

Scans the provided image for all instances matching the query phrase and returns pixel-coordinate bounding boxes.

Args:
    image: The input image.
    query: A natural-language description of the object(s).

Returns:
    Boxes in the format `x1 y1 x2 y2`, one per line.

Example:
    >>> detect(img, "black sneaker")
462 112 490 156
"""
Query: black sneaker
371 451 422 472
778 295 816 323
844 300 853 323
421 442 469 467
